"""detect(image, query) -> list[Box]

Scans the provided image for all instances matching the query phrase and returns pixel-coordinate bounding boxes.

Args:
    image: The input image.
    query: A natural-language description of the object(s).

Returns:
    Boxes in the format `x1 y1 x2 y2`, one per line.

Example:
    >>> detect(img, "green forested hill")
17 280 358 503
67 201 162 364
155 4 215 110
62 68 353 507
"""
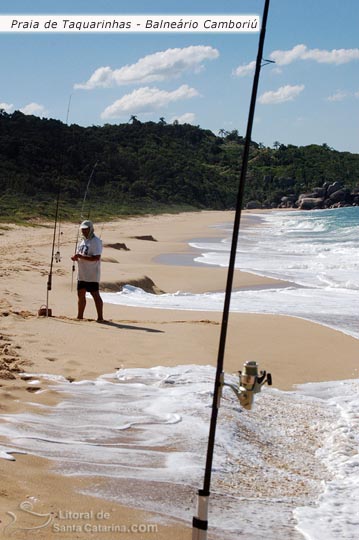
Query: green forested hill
1 110 358 221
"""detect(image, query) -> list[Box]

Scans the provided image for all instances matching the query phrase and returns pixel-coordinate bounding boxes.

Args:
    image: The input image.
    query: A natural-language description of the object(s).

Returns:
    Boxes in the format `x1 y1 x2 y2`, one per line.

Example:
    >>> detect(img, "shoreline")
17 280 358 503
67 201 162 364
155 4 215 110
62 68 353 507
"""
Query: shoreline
1 209 358 388
1 209 359 539
105 214 358 343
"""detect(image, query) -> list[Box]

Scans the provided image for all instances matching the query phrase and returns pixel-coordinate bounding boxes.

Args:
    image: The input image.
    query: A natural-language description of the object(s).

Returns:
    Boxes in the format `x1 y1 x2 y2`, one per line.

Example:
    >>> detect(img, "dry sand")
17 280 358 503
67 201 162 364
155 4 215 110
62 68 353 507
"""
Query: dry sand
1 210 358 539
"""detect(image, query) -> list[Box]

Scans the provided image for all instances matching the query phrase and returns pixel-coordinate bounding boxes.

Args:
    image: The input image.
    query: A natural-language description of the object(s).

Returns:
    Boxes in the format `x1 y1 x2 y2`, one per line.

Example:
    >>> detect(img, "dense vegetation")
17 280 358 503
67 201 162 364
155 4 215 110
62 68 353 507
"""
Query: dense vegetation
0 110 358 222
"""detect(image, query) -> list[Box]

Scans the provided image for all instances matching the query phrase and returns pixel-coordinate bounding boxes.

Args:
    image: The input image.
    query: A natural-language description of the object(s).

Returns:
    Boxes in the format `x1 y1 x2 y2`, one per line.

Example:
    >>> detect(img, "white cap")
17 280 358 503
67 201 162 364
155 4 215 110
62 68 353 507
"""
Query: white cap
80 220 93 229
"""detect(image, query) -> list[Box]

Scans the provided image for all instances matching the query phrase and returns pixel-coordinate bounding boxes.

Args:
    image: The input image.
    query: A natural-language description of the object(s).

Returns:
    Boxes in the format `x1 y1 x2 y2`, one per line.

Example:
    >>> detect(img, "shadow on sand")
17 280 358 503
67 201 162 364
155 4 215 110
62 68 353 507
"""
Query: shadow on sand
97 319 164 333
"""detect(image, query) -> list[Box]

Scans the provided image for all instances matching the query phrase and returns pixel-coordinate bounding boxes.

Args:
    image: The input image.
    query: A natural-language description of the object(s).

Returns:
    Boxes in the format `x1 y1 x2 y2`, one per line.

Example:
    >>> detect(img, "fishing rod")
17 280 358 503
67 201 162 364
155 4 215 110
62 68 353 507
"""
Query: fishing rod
71 161 98 291
192 1 272 538
55 219 62 263
39 94 73 317
66 93 72 125
42 186 61 317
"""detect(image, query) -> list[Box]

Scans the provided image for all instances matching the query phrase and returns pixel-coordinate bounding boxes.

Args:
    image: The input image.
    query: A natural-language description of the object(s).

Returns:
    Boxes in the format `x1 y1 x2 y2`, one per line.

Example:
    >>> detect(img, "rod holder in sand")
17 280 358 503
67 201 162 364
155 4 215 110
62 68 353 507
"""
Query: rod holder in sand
192 490 209 540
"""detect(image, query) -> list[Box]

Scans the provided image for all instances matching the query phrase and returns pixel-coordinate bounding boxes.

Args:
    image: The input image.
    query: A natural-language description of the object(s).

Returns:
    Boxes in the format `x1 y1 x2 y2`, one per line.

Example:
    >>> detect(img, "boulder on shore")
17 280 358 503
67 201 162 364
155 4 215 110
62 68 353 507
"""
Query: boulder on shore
298 197 324 210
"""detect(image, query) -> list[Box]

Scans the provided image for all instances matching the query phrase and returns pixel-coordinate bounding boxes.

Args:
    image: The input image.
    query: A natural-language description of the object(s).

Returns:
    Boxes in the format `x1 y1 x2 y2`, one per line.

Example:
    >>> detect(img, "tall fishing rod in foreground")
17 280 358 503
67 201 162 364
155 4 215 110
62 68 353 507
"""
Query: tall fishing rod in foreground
192 1 271 538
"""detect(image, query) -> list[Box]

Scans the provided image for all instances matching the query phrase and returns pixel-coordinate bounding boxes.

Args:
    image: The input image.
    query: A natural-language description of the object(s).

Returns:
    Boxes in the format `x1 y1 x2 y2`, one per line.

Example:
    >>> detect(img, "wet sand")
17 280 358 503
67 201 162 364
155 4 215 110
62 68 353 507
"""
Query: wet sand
1 210 358 538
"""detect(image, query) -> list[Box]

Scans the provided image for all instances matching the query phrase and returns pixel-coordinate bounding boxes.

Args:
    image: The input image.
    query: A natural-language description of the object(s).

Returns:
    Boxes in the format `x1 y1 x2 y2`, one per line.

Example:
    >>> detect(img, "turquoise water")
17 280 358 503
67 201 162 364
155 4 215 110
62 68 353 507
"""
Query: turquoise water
102 207 359 339
1 208 359 539
193 206 359 290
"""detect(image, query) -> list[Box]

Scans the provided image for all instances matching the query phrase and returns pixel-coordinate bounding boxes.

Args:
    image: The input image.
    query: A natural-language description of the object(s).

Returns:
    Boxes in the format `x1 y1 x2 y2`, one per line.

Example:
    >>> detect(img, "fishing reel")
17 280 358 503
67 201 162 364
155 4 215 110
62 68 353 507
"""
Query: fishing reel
54 231 63 263
220 361 272 410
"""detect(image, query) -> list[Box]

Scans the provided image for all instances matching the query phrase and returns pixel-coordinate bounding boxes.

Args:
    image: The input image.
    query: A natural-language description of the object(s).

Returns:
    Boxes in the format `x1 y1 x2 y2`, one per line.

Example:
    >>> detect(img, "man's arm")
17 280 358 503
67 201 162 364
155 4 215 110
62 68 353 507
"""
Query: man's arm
71 254 101 261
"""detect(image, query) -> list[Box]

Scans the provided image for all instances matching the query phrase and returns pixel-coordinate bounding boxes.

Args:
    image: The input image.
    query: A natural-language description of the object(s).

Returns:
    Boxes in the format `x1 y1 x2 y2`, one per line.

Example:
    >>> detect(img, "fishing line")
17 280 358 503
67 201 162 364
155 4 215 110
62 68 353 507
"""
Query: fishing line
66 93 72 125
71 161 98 291
98 221 106 239
81 161 98 218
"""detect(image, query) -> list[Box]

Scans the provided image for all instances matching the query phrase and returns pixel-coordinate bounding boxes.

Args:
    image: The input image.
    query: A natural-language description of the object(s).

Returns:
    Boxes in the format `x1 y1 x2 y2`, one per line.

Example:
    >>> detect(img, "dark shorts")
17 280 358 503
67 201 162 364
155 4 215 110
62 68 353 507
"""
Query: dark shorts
77 281 100 293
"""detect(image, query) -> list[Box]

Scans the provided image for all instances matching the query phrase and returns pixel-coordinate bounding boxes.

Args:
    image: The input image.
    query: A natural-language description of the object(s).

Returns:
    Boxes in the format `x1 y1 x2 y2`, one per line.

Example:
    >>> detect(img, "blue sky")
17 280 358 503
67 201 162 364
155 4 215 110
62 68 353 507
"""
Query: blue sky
1 0 358 153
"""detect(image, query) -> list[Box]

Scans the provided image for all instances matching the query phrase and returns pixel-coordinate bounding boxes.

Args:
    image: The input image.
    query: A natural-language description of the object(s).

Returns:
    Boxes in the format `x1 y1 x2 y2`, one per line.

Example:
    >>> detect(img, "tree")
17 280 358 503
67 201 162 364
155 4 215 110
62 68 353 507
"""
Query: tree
218 128 228 138
128 115 140 124
1 112 358 221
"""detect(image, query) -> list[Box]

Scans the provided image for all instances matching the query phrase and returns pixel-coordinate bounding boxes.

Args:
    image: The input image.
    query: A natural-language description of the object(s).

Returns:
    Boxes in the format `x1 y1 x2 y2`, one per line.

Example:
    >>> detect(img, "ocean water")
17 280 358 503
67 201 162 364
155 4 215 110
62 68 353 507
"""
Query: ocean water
1 208 359 539
102 207 359 339
0 367 358 539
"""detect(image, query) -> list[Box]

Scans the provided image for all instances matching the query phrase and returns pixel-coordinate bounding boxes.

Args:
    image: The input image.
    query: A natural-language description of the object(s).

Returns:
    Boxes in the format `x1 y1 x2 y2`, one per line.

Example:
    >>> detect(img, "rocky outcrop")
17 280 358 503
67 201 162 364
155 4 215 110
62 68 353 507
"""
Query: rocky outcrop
131 235 158 242
105 242 130 251
328 188 350 204
246 200 263 209
280 195 297 207
246 180 359 211
100 275 164 294
326 181 342 198
294 181 359 210
297 197 324 210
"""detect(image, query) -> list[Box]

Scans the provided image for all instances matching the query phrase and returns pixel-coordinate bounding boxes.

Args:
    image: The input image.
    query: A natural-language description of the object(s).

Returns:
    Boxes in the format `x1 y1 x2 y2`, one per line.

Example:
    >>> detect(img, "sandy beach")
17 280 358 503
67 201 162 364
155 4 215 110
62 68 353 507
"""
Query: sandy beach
1 210 359 539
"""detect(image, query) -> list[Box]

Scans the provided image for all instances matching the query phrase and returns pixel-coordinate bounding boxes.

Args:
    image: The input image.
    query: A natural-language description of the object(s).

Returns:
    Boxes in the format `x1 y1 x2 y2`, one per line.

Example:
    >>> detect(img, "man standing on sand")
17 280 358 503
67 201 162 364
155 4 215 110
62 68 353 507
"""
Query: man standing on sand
71 220 104 322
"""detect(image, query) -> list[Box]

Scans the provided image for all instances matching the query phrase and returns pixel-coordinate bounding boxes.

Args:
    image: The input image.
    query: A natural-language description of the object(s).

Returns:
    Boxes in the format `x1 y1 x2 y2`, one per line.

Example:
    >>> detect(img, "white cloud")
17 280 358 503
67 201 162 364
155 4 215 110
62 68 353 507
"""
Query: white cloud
269 44 307 65
232 60 256 77
170 112 196 124
75 66 114 90
327 90 349 102
75 45 219 90
101 84 199 119
259 84 304 104
0 102 14 113
326 90 359 101
20 102 48 116
270 44 359 65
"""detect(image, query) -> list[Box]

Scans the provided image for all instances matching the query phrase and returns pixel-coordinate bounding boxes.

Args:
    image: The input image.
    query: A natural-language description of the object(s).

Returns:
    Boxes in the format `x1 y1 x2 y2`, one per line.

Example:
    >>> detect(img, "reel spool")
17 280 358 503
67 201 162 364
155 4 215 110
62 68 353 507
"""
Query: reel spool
220 360 272 410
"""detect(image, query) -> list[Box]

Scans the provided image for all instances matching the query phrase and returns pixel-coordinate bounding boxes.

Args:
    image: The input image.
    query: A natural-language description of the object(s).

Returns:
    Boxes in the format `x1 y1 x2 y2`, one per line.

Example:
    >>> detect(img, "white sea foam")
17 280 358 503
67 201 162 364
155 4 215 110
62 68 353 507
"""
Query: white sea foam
0 445 25 460
0 366 358 539
97 207 359 537
102 284 359 339
190 209 359 291
1 209 358 538
102 207 359 339
294 380 359 540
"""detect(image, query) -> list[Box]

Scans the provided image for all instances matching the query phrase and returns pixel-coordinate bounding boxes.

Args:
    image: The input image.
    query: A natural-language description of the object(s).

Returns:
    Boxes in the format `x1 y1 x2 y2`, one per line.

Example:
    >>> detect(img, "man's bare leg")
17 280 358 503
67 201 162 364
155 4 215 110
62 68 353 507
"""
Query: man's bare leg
77 288 86 319
91 291 104 322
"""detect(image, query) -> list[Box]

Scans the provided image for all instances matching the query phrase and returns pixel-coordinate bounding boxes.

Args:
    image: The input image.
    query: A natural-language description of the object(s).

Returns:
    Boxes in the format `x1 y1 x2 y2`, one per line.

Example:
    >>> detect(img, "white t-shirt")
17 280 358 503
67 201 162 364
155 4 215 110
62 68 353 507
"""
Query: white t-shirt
77 235 102 283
